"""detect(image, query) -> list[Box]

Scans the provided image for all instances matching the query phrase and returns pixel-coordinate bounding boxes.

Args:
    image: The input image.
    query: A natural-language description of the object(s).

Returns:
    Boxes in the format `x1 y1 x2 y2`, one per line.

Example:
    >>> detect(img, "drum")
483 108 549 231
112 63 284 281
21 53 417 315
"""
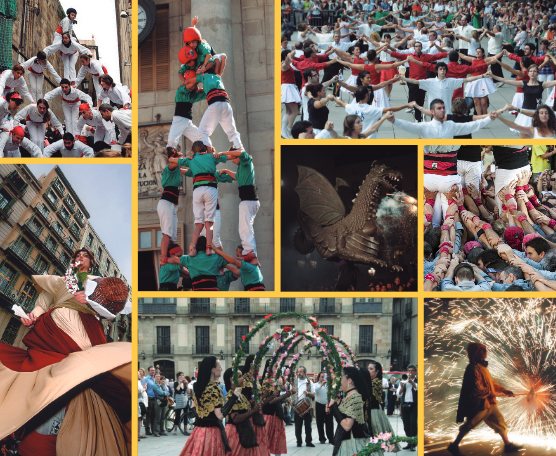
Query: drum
293 397 312 416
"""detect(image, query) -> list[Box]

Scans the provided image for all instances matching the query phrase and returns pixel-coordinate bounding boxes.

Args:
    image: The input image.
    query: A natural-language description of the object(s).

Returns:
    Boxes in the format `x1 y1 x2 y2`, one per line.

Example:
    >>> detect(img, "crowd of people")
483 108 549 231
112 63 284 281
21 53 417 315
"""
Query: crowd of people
424 145 556 291
0 7 132 157
140 356 417 455
281 0 556 139
157 18 264 292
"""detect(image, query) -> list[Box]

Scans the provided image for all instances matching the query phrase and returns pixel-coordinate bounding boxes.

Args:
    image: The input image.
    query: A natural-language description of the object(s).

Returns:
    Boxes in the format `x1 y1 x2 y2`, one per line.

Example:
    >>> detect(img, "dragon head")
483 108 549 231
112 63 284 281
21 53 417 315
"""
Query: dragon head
352 162 403 218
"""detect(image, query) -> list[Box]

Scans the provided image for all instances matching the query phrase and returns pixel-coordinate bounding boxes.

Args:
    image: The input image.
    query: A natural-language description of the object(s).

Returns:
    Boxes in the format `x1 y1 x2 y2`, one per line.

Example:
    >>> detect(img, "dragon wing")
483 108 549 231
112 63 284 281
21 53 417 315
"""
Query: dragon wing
294 165 346 226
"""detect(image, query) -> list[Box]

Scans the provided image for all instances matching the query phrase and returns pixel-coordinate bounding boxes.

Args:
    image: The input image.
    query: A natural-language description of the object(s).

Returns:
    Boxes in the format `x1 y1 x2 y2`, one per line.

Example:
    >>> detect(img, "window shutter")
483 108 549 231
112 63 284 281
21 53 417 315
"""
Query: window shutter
139 7 170 93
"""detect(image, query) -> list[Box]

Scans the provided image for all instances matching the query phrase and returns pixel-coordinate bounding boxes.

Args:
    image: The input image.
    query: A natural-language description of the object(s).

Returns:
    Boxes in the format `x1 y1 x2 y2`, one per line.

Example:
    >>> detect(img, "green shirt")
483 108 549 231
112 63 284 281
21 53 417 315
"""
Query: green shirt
216 170 234 185
236 151 255 187
177 153 227 177
159 262 182 285
175 84 207 104
180 251 227 278
445 14 454 23
196 73 226 93
161 164 182 188
374 11 389 26
195 41 214 68
239 260 263 286
217 269 238 291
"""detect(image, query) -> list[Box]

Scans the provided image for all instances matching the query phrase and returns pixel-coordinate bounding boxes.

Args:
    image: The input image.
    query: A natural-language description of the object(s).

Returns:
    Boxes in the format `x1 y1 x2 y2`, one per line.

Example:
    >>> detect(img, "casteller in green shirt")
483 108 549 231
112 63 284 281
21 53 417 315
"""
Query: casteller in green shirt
239 260 264 291
217 269 238 291
159 263 183 290
180 251 228 279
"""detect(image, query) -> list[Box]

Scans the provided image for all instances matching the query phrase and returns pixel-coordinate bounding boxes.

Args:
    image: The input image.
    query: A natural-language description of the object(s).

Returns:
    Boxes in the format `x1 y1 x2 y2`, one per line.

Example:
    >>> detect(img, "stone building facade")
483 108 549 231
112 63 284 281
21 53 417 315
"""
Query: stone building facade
137 297 414 380
0 165 130 349
137 0 274 291
115 0 132 87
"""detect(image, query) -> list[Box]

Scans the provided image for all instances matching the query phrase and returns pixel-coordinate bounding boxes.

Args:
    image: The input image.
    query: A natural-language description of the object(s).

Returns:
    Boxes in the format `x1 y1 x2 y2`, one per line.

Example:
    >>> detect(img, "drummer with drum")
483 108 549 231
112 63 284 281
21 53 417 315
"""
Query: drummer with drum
292 366 316 447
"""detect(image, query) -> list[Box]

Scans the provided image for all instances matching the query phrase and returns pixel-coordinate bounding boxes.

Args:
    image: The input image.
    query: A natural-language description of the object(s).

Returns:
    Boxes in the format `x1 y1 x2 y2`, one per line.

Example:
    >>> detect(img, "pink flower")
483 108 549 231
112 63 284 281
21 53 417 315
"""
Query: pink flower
293 354 300 360
285 368 290 375
280 343 284 347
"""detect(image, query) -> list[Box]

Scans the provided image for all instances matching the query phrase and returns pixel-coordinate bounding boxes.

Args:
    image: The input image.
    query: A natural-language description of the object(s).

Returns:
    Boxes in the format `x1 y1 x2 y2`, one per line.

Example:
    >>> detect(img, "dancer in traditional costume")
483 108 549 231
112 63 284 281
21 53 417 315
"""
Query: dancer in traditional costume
178 356 241 456
329 367 371 456
0 248 132 456
223 368 261 456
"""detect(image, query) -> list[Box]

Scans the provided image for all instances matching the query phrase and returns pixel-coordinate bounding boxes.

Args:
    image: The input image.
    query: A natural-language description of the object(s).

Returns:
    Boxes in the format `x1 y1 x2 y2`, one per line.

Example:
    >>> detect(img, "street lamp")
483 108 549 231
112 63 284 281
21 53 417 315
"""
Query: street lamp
141 350 145 360
220 350 224 360
387 349 391 358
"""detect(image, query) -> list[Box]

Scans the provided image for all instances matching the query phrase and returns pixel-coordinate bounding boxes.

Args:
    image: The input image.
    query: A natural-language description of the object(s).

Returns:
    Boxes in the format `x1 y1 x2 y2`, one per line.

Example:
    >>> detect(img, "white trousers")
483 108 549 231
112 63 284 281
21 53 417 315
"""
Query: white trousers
157 199 178 241
302 91 309 121
27 121 47 151
239 200 260 255
62 52 79 82
494 164 531 211
166 116 200 148
424 173 462 227
27 73 44 101
92 76 103 107
198 101 242 149
62 102 80 135
201 207 221 247
457 160 483 190
193 186 218 224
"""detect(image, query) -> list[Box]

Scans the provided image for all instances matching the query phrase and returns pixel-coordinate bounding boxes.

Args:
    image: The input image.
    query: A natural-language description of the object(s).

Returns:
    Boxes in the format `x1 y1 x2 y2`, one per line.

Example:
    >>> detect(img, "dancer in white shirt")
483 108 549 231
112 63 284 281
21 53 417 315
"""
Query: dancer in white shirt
43 132 94 157
389 98 495 138
43 33 93 82
49 8 77 48
22 51 62 101
99 104 131 147
73 56 109 106
76 103 116 147
0 126 42 157
14 100 64 151
0 66 34 103
98 74 131 109
44 79 93 135
0 92 24 129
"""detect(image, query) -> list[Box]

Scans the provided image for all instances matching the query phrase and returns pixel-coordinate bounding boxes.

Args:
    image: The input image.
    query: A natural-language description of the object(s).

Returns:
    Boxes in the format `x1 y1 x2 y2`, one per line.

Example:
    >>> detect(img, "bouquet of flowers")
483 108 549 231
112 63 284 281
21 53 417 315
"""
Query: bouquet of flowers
63 261 88 295
357 433 417 455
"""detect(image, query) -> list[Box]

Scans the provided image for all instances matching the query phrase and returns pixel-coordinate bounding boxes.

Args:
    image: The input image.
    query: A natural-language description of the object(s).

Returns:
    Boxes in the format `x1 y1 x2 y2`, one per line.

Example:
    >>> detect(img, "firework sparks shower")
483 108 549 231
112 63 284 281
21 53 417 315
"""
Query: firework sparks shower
424 298 556 452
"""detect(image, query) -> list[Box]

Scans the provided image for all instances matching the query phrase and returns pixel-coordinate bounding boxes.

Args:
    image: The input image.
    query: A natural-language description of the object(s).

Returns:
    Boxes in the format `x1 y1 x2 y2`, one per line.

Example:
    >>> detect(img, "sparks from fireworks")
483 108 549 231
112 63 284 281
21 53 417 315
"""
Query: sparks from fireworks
425 298 556 451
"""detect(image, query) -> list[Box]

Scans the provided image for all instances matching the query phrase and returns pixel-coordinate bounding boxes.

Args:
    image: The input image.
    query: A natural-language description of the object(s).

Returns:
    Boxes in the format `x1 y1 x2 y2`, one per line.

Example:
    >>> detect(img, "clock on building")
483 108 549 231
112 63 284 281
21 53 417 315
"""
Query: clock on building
138 0 157 45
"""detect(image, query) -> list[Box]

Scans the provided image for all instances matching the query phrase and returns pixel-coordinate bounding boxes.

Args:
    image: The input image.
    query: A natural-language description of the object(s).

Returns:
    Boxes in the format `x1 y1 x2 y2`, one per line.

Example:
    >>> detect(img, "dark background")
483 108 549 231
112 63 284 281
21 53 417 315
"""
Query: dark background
281 145 418 292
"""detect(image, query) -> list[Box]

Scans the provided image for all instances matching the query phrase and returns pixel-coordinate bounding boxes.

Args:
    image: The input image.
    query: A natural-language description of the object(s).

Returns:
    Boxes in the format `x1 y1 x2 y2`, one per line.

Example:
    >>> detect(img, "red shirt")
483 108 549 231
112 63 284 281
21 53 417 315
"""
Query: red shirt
352 58 365 76
447 62 473 100
469 59 489 76
293 57 328 88
411 4 422 12
281 65 296 84
391 51 447 80
508 53 547 66
363 63 381 84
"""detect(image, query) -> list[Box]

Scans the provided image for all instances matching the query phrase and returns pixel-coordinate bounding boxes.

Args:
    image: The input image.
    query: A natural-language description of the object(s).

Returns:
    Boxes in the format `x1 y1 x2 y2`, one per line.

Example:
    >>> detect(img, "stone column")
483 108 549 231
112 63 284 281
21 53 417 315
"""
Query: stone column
190 0 242 289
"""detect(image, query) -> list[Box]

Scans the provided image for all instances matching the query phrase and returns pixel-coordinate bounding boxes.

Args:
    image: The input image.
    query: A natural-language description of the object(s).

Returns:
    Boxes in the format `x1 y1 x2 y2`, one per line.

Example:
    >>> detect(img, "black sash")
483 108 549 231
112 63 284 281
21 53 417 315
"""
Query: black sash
238 184 259 201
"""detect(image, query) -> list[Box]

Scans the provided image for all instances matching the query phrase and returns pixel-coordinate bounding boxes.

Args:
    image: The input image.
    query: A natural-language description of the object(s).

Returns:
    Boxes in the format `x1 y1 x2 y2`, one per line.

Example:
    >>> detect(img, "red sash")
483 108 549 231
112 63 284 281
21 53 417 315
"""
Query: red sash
61 96 80 103
56 25 63 34
18 432 56 456
28 67 43 75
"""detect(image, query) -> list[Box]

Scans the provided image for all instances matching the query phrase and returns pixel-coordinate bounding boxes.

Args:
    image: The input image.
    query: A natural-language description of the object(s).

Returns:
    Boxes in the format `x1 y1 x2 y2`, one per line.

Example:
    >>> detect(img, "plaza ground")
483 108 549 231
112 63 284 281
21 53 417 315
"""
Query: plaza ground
138 410 415 456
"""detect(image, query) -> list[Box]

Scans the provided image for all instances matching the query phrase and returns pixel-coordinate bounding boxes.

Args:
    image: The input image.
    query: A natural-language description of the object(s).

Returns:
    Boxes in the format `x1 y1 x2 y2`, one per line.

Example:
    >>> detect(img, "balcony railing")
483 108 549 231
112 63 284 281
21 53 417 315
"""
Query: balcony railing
69 224 81 240
313 302 338 315
138 301 177 314
64 237 74 251
44 194 59 211
74 210 85 227
190 303 212 315
405 302 413 315
404 329 411 341
356 344 378 355
63 195 76 213
34 204 50 221
32 257 49 275
23 218 44 239
233 303 251 314
58 209 71 226
12 290 38 313
234 342 257 353
50 224 65 241
4 171 28 196
278 299 297 313
153 344 174 356
0 197 15 220
353 300 383 313
192 345 212 355
52 178 65 196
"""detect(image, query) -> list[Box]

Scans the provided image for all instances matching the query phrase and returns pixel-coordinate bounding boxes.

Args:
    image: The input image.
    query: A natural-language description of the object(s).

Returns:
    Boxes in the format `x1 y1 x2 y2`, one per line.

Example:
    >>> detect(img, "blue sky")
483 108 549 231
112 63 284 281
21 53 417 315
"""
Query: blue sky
27 165 131 282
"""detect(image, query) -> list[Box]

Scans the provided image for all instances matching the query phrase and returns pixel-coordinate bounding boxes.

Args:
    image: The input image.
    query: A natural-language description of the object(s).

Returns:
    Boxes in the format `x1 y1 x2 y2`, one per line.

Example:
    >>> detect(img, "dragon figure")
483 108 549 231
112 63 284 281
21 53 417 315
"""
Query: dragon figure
292 162 406 271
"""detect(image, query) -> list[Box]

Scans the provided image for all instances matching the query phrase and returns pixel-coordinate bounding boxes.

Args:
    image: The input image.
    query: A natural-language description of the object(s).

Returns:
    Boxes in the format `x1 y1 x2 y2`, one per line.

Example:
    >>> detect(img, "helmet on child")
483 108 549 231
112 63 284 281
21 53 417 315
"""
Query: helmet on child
179 46 198 64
